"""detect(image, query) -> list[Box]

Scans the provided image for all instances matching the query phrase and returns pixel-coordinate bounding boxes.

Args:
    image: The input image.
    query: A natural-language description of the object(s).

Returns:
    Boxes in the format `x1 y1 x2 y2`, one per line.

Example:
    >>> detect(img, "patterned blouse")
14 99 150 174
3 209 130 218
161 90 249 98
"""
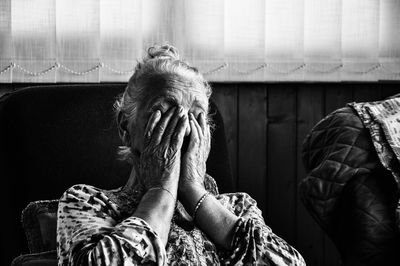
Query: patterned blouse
57 174 305 265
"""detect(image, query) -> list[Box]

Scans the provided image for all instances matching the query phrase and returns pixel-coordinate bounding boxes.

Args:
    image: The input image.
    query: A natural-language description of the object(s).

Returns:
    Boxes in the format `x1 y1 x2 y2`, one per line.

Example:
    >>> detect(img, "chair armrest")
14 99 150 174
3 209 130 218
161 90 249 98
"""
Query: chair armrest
11 250 57 266
21 200 59 253
334 170 400 265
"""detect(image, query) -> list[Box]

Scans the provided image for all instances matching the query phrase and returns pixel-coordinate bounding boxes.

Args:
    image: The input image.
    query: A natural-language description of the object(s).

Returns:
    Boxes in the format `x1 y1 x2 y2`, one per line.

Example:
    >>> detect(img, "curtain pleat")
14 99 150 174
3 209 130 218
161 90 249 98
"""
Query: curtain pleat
1 0 400 82
342 0 380 81
182 0 225 81
142 0 175 48
264 0 304 81
56 0 100 82
100 0 142 82
379 0 400 80
225 0 265 81
12 0 55 82
304 0 341 81
0 0 11 82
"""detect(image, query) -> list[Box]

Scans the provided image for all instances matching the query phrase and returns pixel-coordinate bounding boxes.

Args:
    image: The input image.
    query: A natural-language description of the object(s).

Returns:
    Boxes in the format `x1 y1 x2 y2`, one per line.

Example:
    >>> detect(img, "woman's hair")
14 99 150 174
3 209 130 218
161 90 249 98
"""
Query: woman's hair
114 44 213 163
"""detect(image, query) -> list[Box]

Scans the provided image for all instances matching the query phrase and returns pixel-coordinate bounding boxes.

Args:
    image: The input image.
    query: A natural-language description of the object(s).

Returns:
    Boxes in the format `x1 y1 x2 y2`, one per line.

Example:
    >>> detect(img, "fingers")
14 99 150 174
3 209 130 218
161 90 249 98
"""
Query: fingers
162 106 184 145
187 113 200 151
146 109 209 154
186 112 212 156
144 110 161 145
170 114 188 150
191 113 203 138
198 112 207 134
197 112 211 146
199 113 211 148
150 107 176 145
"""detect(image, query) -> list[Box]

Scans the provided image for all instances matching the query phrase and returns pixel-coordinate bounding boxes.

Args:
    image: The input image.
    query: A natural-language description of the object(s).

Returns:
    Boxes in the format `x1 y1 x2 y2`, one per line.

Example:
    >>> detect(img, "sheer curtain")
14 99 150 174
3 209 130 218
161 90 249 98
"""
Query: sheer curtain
1 0 400 82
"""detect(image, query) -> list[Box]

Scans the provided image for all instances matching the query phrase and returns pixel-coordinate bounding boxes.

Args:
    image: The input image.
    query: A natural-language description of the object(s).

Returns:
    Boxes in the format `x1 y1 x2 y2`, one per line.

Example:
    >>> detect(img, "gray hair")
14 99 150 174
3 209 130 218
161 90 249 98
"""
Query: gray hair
114 44 212 164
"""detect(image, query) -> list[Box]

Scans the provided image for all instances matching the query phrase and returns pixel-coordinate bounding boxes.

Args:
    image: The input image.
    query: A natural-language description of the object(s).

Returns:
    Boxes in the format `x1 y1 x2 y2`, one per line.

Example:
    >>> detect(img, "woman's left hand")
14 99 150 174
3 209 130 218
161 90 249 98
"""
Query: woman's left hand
179 112 211 193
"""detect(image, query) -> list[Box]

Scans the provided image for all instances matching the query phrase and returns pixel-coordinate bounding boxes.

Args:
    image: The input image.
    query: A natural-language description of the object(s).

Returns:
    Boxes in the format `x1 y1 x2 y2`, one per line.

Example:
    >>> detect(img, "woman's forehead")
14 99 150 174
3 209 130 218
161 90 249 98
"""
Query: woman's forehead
146 87 208 110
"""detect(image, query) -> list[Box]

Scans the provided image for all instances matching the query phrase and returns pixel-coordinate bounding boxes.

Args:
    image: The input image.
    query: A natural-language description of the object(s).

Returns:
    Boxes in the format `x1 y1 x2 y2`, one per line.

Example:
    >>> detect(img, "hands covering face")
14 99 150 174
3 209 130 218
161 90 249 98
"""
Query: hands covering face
180 112 211 192
139 105 210 192
139 106 187 191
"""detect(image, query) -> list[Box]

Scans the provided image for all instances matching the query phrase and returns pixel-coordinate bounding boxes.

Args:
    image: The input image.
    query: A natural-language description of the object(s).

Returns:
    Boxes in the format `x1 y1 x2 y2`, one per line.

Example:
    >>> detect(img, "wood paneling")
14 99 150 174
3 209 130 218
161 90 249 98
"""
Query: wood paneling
267 85 297 245
238 84 267 213
380 83 400 99
296 86 325 265
324 84 353 114
352 84 381 102
211 84 238 190
323 84 354 266
1 82 399 266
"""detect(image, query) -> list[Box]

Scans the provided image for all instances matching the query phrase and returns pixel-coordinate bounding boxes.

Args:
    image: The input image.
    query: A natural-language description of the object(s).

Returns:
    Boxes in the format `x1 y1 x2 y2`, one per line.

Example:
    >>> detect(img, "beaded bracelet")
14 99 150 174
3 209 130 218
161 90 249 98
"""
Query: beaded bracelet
148 187 176 201
193 192 210 220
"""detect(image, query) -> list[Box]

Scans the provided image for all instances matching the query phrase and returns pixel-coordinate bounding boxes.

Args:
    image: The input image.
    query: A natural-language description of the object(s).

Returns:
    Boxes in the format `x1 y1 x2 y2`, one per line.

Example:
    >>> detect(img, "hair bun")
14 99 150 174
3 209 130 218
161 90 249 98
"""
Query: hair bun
146 44 180 61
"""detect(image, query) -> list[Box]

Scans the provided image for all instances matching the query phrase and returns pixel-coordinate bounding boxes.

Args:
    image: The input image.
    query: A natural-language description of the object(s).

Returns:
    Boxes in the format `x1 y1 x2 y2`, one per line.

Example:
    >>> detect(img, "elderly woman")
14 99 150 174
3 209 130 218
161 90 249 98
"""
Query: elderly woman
57 45 305 266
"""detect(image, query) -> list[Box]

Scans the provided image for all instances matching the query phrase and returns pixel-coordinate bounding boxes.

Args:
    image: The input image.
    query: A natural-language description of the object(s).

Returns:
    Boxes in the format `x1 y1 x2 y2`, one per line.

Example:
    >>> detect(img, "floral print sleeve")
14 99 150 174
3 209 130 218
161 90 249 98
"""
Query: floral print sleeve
217 193 305 266
57 184 165 266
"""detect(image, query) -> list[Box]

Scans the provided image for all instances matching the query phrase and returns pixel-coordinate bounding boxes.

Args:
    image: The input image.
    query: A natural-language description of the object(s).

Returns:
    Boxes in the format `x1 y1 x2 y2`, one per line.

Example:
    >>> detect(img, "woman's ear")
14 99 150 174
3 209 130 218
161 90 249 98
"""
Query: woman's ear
117 111 131 146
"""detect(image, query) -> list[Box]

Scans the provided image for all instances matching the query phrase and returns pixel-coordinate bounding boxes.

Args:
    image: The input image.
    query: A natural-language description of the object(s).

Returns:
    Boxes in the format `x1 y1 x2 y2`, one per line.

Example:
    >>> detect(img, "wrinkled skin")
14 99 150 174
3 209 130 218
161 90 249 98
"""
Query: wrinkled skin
138 108 211 193
129 87 211 193
139 107 211 224
138 106 187 191
117 88 242 251
179 112 211 192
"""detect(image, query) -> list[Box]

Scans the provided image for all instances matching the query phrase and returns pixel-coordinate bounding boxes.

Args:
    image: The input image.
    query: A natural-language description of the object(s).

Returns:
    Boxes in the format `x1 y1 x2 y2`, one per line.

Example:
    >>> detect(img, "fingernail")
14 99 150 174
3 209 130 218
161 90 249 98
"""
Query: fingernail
185 123 191 136
178 106 184 116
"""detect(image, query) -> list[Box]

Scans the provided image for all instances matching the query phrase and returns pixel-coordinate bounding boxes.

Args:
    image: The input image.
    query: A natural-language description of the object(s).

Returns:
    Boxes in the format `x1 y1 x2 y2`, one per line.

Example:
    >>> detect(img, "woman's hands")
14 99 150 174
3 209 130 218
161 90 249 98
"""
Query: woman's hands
177 112 212 218
133 106 187 245
179 112 211 192
138 106 187 192
138 106 211 214
137 108 238 249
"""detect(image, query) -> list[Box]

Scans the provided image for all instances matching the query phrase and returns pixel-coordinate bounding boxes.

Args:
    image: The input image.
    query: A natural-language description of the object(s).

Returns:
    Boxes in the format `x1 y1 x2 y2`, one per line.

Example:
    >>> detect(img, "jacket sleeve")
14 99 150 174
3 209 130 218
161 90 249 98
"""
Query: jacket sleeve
217 193 305 266
57 185 166 266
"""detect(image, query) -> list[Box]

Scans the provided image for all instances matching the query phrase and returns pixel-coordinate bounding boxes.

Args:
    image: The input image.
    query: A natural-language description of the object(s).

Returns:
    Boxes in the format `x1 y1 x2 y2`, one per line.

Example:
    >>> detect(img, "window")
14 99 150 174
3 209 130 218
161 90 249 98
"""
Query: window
1 0 399 82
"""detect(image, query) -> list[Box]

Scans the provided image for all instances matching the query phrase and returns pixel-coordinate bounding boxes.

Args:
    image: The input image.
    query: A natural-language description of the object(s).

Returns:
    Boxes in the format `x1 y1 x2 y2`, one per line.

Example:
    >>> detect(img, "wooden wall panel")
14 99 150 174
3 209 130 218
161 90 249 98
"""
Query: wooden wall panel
296 86 325 265
266 85 297 245
323 84 354 266
237 84 267 214
211 84 238 190
0 84 13 98
324 84 353 114
352 84 381 102
380 83 400 99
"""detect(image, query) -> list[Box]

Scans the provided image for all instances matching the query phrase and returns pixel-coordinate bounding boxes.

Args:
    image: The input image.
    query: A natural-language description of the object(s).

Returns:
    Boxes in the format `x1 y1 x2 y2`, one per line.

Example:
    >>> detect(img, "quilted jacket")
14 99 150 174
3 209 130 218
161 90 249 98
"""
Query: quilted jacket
300 106 400 266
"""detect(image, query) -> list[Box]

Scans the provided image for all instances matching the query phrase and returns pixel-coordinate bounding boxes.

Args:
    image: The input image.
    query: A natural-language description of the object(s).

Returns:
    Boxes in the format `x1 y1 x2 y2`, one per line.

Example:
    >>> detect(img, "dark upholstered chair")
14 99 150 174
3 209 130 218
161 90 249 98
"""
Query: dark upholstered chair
0 84 233 266
300 107 400 266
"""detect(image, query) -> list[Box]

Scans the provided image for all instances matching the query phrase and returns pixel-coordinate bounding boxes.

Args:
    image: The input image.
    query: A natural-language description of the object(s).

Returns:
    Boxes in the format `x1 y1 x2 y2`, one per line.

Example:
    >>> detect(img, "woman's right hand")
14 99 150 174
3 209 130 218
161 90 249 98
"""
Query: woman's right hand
138 106 188 192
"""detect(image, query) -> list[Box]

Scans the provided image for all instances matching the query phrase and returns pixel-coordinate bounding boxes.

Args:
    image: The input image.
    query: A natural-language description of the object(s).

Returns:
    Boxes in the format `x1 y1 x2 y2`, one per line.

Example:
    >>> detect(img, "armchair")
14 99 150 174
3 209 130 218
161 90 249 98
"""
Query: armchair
0 84 233 266
300 106 400 265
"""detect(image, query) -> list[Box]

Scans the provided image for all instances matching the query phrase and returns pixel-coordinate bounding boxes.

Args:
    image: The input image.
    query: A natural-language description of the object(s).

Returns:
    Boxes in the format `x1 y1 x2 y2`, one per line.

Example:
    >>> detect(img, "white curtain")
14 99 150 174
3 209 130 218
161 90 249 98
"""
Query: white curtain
1 0 400 82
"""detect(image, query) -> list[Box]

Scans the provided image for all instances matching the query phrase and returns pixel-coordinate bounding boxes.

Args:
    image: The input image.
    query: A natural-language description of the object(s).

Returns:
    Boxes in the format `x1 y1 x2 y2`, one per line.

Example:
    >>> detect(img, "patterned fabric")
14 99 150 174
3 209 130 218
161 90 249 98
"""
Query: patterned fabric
349 96 400 230
57 175 305 266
